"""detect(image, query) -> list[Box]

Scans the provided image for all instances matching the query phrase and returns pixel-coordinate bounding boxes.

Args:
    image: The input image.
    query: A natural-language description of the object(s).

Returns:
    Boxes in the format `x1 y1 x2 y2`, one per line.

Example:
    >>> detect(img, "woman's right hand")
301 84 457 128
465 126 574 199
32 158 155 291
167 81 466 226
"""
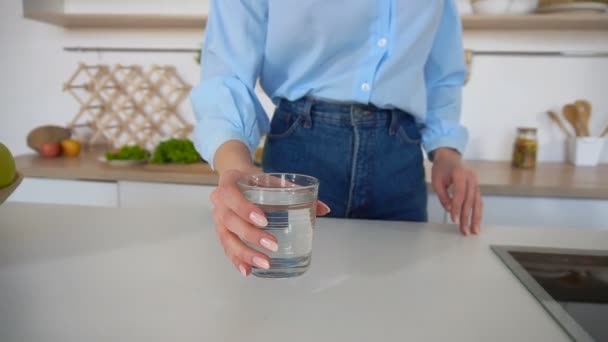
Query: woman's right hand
211 168 331 277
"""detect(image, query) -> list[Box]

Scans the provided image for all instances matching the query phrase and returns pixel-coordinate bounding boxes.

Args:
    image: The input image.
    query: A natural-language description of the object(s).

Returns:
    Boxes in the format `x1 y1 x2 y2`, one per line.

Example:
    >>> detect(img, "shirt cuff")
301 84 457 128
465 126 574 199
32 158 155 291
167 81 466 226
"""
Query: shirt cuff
422 125 468 161
193 125 254 170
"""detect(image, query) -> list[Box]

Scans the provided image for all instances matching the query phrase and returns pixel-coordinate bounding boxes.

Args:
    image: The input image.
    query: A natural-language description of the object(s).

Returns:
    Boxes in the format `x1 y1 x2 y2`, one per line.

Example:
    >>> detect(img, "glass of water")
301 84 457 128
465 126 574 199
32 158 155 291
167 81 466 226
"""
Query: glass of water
237 173 319 278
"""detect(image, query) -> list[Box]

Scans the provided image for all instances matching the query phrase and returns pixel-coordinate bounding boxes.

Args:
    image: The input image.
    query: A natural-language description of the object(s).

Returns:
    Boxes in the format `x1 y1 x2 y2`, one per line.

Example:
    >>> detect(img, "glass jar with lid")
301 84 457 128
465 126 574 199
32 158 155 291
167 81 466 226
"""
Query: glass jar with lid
512 127 538 169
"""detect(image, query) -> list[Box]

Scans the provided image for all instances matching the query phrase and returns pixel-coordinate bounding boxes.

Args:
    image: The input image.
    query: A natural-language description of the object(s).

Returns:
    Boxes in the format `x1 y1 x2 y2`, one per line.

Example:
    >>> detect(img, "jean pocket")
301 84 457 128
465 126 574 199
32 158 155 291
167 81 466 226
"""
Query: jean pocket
267 109 303 140
396 118 422 145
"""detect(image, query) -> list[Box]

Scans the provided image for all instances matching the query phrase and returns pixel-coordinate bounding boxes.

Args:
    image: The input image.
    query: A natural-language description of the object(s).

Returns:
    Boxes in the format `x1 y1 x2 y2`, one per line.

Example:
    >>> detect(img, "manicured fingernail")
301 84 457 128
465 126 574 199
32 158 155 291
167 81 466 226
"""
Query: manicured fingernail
320 202 331 214
454 217 460 225
250 212 268 227
239 265 248 277
260 238 278 252
253 256 270 269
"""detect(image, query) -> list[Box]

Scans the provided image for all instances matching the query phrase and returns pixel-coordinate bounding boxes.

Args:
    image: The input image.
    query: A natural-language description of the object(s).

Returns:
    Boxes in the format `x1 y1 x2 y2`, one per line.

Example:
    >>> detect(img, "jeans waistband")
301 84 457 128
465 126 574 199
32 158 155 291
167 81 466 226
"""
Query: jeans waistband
277 97 417 129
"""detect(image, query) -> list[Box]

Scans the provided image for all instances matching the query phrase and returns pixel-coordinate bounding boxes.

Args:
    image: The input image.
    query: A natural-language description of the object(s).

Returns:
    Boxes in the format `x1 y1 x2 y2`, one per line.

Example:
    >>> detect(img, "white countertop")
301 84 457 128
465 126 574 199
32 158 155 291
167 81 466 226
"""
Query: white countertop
1 203 606 342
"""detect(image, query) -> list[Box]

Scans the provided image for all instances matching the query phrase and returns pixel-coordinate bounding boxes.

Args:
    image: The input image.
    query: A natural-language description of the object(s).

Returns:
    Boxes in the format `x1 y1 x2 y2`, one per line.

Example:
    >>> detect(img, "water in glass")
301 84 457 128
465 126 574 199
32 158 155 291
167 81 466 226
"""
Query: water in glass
242 185 316 278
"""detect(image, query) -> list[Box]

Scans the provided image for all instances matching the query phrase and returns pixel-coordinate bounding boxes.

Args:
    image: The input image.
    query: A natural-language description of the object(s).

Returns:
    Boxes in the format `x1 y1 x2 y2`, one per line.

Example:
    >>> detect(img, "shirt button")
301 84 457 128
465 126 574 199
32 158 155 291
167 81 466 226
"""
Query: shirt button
377 38 387 48
361 83 371 92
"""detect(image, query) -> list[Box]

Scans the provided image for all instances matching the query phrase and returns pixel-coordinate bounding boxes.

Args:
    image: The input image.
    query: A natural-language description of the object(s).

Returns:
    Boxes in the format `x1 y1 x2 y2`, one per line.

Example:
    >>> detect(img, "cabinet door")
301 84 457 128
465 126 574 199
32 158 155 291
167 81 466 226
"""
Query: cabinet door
8 178 119 207
483 196 608 230
118 181 215 209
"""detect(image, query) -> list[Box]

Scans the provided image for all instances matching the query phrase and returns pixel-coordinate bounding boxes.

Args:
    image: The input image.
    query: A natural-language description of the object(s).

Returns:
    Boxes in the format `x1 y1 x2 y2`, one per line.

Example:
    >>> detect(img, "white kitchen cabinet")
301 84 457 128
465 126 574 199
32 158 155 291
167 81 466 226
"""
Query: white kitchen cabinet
8 178 119 208
118 181 215 209
482 195 608 230
10 177 608 230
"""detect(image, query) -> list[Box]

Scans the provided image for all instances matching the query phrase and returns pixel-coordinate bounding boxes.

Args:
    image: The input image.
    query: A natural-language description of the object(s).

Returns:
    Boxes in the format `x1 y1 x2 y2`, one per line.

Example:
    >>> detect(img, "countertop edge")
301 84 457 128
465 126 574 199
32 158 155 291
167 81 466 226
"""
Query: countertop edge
15 153 608 200
17 167 219 186
20 171 607 200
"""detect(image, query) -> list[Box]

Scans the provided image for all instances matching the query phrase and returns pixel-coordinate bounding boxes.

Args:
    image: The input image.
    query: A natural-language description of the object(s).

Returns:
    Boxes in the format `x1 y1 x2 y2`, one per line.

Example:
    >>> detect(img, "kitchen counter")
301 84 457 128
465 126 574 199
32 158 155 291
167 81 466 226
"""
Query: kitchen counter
15 150 608 199
1 203 606 341
15 149 218 185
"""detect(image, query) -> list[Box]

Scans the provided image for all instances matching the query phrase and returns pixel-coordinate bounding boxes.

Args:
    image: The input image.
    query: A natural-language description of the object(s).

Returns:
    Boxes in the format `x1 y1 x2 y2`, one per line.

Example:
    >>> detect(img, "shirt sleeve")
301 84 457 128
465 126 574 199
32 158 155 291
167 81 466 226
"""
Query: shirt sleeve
421 0 469 159
190 0 269 169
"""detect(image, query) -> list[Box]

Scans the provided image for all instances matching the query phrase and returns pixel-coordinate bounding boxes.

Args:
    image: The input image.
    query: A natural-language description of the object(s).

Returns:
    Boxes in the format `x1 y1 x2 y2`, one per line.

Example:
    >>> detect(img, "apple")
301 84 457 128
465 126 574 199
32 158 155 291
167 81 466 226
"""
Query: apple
61 139 81 157
0 143 16 189
40 143 62 158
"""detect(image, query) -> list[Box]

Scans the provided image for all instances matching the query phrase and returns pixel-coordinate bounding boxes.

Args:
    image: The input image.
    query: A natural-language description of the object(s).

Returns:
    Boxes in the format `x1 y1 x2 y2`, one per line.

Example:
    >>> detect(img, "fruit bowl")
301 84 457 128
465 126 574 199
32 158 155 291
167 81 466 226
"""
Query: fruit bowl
0 173 23 205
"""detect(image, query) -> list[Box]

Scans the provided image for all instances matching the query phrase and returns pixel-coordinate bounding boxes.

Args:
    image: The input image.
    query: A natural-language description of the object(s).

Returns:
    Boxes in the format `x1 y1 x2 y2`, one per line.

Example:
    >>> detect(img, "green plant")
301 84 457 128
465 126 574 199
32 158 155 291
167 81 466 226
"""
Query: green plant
195 44 202 65
105 145 150 161
151 138 202 164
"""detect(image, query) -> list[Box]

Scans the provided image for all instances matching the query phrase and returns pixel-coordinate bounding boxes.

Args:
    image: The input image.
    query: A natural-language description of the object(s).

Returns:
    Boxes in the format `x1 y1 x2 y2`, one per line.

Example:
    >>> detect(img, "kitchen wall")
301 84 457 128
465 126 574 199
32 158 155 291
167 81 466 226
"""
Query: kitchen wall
63 0 207 14
463 31 608 162
1 0 607 163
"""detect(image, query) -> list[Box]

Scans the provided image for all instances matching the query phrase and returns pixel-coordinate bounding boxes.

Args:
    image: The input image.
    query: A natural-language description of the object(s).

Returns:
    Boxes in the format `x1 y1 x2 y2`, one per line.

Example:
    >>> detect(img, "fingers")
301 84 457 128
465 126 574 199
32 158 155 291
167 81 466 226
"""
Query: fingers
231 257 251 277
212 186 267 227
459 176 477 236
216 222 253 277
450 170 466 226
317 201 331 216
213 169 276 277
445 166 482 237
214 206 278 252
472 190 483 235
432 180 452 212
217 223 271 271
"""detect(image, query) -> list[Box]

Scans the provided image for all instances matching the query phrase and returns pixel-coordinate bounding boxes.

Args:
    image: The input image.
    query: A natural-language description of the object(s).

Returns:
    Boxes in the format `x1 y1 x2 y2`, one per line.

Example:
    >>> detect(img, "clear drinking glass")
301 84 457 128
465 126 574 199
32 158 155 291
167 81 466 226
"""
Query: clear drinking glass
237 173 319 278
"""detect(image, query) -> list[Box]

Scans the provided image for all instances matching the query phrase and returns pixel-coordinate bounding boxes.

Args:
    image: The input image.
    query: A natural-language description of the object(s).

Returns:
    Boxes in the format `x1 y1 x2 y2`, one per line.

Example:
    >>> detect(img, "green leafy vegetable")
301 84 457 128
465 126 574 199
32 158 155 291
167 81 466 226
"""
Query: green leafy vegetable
105 145 150 161
151 138 202 164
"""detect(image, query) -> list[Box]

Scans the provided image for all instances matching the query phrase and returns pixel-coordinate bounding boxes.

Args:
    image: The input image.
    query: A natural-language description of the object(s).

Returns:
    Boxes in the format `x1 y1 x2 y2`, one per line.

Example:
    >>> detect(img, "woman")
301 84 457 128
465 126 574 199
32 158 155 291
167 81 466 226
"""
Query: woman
191 0 483 277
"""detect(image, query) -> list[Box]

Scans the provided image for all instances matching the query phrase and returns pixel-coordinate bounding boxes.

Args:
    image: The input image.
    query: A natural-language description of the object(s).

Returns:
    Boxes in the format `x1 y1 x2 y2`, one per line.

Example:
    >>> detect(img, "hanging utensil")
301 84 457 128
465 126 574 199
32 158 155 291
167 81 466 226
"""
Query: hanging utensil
547 111 572 137
563 104 582 137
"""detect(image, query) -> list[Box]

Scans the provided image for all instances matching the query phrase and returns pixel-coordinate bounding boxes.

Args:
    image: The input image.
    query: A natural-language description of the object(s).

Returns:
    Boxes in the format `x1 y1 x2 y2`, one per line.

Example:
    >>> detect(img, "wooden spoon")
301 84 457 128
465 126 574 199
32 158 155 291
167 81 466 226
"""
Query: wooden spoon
575 100 591 117
575 100 591 136
547 111 571 137
563 104 582 137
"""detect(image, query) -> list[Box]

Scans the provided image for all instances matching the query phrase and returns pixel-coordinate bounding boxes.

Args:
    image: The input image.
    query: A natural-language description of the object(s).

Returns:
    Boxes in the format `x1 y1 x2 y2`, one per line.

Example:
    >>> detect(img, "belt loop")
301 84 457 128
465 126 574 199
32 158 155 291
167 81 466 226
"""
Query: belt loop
301 97 313 128
389 110 399 135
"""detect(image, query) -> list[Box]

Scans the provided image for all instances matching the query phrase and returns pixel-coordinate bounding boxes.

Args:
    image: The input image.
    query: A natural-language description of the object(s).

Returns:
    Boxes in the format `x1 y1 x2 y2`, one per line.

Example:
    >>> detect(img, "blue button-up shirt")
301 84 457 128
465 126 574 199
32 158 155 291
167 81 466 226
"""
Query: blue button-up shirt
191 0 468 167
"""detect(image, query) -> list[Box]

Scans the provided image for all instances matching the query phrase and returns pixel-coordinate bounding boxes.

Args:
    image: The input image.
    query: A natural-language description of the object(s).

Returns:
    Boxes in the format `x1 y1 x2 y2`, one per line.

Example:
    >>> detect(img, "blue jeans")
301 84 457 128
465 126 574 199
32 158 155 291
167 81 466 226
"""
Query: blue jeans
262 97 428 222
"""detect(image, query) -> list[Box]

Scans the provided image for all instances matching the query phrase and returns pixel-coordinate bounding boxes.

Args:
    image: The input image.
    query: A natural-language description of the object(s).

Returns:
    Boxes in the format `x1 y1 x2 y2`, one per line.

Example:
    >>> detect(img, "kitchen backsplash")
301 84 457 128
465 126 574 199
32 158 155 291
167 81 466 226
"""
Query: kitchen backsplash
1 0 607 163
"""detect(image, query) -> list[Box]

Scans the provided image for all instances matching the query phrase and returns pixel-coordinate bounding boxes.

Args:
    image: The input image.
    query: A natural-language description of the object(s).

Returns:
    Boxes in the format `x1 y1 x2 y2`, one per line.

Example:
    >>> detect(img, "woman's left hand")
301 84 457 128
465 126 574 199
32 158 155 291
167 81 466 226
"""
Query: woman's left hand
431 148 483 236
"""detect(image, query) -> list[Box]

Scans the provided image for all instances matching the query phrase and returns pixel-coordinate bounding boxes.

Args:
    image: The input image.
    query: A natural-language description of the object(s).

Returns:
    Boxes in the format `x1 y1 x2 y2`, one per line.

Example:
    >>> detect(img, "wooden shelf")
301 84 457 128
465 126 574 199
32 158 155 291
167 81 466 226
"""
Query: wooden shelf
462 14 608 30
23 12 608 30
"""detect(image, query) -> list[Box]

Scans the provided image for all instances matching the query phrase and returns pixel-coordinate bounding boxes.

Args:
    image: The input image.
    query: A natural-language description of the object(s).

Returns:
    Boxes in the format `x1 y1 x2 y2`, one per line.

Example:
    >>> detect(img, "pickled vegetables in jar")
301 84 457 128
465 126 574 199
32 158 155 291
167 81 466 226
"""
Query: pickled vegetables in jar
512 127 538 169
